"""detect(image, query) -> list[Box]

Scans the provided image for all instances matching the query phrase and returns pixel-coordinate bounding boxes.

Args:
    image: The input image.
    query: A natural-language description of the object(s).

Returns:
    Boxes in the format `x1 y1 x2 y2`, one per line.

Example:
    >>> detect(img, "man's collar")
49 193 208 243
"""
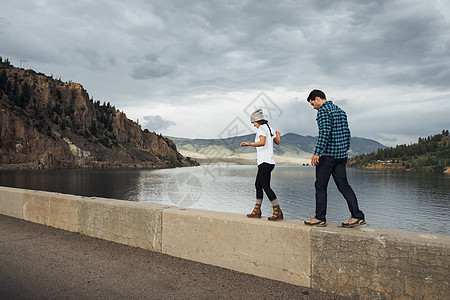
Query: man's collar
318 100 331 110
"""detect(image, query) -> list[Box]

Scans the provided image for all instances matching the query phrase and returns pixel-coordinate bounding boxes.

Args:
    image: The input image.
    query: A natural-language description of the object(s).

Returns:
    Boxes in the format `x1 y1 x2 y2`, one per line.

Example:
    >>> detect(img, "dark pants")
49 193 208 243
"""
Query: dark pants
315 156 364 222
255 163 277 201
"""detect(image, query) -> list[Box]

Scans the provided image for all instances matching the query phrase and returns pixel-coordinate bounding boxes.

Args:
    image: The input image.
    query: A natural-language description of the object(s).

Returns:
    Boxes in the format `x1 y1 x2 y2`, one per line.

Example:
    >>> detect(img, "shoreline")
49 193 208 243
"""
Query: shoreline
1 160 448 175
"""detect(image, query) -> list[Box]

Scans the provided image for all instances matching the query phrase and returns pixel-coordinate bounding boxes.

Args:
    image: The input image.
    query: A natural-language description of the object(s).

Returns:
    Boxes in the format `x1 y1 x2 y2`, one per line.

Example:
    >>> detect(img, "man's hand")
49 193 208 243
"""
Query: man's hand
311 155 320 166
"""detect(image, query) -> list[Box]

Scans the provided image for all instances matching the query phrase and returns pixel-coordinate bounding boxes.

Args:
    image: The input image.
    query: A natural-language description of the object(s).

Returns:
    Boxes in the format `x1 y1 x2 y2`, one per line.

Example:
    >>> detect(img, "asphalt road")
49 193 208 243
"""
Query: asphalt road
0 214 349 299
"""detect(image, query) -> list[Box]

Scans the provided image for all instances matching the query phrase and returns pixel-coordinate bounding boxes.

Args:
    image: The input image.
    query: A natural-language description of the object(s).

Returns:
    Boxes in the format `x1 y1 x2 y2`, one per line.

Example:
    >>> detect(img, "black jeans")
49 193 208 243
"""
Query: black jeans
255 163 277 201
315 156 364 222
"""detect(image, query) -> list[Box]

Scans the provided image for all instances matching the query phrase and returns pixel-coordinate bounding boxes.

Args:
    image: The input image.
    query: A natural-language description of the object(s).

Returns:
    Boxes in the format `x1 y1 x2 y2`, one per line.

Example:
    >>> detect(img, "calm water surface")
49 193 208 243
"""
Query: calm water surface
0 165 449 235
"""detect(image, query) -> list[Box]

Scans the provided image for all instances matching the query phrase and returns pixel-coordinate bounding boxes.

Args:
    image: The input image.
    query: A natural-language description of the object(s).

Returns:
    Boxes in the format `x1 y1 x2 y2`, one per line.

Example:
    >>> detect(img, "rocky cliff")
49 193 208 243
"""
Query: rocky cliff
0 59 198 169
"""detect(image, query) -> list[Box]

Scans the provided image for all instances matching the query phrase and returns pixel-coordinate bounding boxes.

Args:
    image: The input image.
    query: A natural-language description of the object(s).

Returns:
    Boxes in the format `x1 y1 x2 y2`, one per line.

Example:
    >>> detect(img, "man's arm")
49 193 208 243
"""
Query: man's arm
311 110 331 165
314 110 331 156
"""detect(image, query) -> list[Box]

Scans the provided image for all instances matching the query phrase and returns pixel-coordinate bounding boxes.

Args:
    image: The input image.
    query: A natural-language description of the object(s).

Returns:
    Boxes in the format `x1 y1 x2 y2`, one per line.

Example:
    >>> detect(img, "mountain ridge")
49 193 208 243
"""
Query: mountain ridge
169 133 386 165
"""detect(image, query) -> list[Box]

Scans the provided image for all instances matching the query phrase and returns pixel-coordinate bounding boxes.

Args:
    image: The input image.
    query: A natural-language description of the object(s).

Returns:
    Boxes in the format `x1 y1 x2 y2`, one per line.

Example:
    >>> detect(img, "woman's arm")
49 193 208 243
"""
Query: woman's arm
273 131 281 145
240 135 266 147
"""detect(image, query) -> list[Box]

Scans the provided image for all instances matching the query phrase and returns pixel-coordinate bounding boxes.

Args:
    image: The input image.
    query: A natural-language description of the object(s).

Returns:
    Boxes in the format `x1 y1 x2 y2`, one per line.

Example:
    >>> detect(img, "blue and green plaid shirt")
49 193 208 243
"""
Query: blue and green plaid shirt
314 101 351 159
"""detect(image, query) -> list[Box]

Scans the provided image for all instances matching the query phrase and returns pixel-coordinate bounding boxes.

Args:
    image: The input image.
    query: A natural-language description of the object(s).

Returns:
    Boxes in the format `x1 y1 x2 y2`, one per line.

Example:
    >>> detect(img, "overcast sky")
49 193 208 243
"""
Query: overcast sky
1 0 450 146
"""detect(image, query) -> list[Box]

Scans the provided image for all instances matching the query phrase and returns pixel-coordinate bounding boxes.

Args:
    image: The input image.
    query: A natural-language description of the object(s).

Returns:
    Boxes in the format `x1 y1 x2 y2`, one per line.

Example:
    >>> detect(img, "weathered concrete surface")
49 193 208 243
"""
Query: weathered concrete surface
0 214 346 300
311 226 450 299
1 186 450 299
78 197 166 252
0 186 24 218
23 190 80 232
162 207 312 286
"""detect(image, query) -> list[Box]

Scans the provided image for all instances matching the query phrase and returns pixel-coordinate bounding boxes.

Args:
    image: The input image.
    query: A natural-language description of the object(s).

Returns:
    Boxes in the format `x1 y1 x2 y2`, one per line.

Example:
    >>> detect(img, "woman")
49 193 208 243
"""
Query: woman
240 108 283 221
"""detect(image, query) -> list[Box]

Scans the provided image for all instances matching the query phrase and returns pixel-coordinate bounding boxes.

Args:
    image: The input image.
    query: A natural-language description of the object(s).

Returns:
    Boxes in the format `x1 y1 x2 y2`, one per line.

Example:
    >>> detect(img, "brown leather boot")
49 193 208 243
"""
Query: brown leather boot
268 205 283 221
247 203 261 218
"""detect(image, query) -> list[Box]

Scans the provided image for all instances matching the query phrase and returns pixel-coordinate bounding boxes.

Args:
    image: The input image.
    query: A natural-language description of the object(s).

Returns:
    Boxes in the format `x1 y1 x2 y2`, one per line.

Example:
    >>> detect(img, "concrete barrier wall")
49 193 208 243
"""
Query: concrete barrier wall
0 186 24 219
1 186 449 299
311 226 450 299
162 208 311 286
23 189 80 232
78 197 165 252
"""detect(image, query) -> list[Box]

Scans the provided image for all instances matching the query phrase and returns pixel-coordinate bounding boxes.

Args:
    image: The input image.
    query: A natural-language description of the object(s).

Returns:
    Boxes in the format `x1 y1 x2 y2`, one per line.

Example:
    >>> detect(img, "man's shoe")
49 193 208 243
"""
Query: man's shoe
304 216 326 227
341 217 366 228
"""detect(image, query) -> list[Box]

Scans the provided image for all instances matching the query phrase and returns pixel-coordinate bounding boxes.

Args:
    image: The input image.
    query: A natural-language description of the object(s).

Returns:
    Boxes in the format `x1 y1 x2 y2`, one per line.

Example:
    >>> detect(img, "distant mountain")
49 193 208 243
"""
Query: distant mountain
170 133 386 165
0 58 197 169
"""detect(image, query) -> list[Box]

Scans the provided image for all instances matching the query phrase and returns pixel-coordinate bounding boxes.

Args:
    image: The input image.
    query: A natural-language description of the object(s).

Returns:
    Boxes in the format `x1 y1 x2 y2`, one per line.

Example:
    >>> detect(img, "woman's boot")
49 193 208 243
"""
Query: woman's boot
268 205 283 221
247 203 262 218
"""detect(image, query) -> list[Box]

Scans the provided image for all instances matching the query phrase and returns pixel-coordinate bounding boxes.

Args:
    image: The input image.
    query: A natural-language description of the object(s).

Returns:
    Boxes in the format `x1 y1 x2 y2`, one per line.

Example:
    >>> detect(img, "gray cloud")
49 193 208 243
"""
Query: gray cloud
131 57 177 80
3 1 450 90
142 115 176 131
1 0 449 145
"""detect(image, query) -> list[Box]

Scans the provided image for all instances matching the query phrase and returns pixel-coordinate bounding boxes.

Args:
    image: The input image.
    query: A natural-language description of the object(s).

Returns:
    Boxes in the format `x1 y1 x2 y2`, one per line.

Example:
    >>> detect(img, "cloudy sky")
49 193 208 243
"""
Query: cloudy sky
1 0 449 146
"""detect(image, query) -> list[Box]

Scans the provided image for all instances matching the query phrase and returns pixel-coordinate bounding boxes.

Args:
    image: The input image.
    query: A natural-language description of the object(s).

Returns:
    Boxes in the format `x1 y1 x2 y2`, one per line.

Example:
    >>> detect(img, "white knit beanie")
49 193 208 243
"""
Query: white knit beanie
250 109 265 122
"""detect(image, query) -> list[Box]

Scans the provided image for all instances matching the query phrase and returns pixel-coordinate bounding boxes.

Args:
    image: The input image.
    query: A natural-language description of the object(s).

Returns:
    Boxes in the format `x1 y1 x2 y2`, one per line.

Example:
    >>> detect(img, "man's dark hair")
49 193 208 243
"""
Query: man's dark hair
307 89 326 102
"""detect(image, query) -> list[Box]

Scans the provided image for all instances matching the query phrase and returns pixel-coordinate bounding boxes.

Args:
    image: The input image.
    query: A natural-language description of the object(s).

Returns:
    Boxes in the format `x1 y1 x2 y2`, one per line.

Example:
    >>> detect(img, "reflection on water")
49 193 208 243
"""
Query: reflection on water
0 166 449 235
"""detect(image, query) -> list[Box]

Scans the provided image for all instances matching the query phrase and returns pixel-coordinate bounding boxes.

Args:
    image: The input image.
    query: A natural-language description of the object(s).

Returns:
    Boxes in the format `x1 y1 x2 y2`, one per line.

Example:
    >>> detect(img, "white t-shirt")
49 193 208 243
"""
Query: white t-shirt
255 124 276 165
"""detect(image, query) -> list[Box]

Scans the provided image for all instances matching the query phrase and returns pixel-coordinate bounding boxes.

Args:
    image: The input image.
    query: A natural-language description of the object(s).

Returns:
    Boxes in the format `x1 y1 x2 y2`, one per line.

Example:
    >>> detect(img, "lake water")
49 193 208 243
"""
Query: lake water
0 165 449 236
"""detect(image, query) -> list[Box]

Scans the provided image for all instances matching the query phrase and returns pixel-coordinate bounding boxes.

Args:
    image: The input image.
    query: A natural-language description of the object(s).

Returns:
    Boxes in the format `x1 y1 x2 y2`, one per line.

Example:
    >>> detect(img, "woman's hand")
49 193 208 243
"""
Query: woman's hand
274 131 281 145
240 141 250 147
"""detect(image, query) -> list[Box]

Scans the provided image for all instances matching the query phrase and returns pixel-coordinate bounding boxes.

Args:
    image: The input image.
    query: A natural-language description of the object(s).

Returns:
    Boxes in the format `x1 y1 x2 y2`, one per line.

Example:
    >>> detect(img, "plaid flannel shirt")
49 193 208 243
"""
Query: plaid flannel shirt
314 101 351 159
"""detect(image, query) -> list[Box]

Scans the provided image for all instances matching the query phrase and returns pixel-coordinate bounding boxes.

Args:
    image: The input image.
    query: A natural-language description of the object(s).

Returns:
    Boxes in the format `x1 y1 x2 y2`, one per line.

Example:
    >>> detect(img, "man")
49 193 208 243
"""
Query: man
304 89 365 228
